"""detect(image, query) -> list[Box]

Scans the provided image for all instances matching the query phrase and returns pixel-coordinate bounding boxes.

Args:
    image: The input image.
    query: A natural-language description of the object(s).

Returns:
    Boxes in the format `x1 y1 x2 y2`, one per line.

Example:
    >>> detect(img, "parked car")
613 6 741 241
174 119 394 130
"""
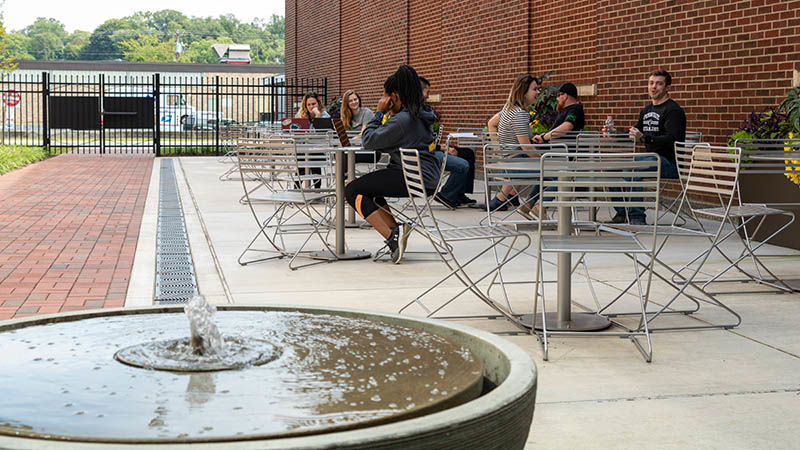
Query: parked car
182 114 238 131
208 118 240 129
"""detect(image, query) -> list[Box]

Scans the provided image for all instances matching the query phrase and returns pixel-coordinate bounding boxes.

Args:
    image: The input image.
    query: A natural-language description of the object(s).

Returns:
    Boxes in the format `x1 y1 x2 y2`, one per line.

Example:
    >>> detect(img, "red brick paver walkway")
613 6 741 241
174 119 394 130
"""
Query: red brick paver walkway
0 155 153 320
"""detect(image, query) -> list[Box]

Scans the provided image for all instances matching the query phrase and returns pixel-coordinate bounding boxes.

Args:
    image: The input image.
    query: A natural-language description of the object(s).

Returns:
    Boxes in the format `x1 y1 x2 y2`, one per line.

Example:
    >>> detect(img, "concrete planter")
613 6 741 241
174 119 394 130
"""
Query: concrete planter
738 173 800 250
0 305 537 450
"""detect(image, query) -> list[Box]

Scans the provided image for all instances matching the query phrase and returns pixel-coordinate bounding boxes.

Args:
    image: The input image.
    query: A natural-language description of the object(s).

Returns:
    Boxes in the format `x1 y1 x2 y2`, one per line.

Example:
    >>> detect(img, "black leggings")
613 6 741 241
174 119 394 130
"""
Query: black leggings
345 167 408 218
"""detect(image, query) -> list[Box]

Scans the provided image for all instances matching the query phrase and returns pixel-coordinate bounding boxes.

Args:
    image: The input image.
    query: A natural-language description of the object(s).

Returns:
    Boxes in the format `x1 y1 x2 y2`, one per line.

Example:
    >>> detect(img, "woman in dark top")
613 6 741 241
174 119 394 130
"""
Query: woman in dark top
344 65 440 264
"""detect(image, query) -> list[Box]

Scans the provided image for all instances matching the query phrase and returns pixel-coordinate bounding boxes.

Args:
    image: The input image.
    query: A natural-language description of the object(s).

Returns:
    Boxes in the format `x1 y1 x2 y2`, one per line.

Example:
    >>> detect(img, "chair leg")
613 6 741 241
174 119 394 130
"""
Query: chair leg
486 236 519 314
629 255 653 363
238 205 288 266
398 234 531 331
533 246 549 361
704 213 795 292
285 200 337 270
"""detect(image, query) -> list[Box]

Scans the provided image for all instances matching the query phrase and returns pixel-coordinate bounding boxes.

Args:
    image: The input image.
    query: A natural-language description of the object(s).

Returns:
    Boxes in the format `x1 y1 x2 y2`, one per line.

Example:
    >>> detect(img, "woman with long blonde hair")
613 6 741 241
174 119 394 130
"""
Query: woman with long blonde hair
340 89 375 131
482 74 543 214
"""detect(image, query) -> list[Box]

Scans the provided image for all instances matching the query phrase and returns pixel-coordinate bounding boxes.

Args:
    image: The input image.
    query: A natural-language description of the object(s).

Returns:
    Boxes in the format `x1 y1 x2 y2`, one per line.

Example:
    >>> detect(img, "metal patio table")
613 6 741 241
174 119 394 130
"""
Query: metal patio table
309 146 371 261
484 158 611 332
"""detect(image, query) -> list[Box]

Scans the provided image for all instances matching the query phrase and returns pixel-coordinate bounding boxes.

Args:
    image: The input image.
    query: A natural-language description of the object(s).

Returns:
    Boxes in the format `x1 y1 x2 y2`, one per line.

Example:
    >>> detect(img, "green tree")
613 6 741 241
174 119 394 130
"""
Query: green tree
119 34 176 62
80 18 142 60
27 32 63 59
5 32 32 60
8 9 285 63
23 18 67 41
21 18 68 60
138 10 188 35
183 36 233 63
0 21 17 73
63 30 90 60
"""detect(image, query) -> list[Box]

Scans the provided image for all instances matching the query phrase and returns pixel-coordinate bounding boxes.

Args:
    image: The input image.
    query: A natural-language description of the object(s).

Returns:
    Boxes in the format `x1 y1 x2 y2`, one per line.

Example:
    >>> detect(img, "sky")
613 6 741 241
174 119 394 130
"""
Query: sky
2 0 286 32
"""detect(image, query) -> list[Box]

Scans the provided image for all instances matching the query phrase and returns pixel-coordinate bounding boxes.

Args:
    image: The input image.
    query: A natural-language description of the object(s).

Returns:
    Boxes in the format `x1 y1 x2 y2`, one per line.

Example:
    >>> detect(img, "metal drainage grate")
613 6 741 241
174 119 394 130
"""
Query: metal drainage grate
154 159 198 304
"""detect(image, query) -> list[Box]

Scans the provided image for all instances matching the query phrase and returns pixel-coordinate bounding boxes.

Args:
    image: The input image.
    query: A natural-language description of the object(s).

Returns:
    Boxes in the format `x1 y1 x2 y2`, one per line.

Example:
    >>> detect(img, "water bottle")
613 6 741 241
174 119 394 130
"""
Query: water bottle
604 116 615 136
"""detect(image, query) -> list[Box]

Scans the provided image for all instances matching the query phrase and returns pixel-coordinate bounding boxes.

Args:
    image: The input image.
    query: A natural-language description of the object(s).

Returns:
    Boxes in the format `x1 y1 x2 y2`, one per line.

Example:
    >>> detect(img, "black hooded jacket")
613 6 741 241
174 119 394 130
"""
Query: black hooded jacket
362 107 441 190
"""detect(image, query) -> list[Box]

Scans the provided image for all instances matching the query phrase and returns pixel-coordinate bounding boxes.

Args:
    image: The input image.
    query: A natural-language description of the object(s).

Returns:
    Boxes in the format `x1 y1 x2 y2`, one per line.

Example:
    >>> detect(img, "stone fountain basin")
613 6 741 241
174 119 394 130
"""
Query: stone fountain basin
0 305 537 450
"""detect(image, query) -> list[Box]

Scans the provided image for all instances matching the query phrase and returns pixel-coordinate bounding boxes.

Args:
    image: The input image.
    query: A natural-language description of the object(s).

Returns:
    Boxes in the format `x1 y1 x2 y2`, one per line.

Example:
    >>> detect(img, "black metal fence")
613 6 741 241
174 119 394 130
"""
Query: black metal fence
0 72 327 156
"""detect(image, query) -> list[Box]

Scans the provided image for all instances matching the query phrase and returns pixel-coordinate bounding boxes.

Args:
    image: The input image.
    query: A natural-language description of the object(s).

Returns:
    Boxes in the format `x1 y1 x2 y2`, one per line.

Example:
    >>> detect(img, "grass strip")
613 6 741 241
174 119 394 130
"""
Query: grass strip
0 146 48 175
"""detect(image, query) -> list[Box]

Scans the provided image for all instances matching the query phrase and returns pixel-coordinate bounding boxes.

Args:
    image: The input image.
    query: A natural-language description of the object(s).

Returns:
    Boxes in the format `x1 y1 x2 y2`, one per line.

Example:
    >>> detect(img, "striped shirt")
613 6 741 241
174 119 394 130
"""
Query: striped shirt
497 107 531 146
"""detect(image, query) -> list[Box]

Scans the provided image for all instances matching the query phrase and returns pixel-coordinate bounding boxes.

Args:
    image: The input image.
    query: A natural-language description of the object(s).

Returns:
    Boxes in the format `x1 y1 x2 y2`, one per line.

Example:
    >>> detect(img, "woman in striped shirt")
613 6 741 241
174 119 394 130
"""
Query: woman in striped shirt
483 74 541 214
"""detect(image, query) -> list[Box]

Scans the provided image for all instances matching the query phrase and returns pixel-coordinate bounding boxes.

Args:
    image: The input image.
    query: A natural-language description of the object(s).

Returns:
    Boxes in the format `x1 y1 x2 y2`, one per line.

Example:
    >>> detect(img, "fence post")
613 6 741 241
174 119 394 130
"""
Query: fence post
323 77 328 106
154 73 161 157
42 71 50 150
269 76 275 125
215 75 220 156
99 73 105 155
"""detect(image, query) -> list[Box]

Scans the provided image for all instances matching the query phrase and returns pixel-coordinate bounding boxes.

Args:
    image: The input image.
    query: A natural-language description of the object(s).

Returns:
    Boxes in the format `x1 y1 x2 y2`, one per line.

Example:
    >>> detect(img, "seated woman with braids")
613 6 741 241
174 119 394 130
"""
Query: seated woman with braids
344 65 440 264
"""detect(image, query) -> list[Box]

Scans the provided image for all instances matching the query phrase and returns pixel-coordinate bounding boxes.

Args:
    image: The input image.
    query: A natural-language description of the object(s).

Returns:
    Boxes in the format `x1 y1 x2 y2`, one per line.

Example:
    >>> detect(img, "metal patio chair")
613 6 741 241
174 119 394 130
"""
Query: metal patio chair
237 136 336 270
673 138 800 292
481 143 569 226
654 141 712 226
532 152 661 362
667 146 773 289
597 146 747 333
396 149 532 330
237 131 336 204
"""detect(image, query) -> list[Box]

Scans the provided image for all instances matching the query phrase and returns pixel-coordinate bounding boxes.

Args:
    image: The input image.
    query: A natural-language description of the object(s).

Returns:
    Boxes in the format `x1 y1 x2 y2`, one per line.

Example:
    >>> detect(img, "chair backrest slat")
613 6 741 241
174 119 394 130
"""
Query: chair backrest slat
674 141 711 186
539 152 661 212
575 134 635 154
685 130 703 143
236 137 299 176
482 144 569 190
681 146 741 209
400 149 428 200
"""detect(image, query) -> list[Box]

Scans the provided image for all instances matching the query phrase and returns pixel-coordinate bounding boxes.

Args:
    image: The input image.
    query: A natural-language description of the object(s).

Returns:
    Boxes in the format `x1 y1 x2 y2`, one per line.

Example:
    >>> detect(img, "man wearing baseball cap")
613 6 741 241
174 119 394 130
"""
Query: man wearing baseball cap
520 83 585 219
533 82 585 143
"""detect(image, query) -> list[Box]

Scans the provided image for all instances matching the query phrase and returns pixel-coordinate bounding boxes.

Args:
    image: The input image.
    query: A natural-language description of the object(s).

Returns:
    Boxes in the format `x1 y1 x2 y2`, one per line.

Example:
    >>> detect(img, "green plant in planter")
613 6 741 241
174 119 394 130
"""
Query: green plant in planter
529 114 548 135
326 97 343 119
728 108 791 161
529 72 559 128
728 106 800 188
778 86 800 134
728 130 758 162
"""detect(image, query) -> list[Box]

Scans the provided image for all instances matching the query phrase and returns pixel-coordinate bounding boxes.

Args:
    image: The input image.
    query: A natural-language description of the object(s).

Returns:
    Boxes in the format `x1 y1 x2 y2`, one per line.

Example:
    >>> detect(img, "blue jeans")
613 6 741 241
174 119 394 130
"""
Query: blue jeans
613 154 679 220
433 150 471 205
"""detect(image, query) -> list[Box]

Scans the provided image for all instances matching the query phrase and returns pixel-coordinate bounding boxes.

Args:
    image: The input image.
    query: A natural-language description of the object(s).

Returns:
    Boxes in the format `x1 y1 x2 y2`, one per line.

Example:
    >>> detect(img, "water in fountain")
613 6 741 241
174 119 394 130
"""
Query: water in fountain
185 295 224 356
114 296 281 371
0 306 486 442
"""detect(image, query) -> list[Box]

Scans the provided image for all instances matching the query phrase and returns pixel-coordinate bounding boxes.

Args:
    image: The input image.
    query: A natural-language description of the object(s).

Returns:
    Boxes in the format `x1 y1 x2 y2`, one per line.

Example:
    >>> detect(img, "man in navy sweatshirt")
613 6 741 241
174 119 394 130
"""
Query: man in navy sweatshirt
611 69 686 225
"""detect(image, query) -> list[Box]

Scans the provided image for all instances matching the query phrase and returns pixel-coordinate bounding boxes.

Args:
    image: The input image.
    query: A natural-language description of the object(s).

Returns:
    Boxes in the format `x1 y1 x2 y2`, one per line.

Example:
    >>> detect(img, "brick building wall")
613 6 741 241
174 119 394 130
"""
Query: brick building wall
355 0 409 107
287 0 800 145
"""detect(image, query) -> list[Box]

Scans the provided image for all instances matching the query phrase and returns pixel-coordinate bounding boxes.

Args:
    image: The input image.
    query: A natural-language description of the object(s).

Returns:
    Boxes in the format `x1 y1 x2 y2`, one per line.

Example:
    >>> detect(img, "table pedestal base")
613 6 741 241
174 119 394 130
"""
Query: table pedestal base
521 312 611 332
310 249 371 261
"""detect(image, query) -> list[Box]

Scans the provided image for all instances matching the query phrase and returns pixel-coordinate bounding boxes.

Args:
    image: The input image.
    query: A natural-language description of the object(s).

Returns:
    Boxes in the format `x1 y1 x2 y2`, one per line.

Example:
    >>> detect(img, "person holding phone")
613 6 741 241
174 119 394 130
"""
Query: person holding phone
344 65 440 264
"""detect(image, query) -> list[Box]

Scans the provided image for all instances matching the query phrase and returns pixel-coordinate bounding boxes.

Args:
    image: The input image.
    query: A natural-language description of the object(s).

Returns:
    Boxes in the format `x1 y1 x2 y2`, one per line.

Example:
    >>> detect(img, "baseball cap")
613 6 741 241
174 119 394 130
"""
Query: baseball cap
559 82 578 98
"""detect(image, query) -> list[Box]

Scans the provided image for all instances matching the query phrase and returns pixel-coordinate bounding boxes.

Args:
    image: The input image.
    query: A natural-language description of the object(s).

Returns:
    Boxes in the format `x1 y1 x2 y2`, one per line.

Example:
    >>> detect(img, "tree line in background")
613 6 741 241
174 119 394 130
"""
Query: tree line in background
3 10 284 64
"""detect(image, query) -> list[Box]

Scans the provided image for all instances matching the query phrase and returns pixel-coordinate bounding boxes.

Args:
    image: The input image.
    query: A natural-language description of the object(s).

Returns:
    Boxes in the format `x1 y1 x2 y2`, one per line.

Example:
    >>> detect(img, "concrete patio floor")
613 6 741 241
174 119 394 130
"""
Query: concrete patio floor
111 156 800 448
119 156 800 449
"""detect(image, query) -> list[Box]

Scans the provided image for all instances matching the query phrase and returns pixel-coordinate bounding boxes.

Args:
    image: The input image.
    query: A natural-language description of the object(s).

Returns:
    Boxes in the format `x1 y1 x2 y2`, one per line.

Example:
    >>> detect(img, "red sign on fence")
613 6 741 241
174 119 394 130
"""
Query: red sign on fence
3 90 20 107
